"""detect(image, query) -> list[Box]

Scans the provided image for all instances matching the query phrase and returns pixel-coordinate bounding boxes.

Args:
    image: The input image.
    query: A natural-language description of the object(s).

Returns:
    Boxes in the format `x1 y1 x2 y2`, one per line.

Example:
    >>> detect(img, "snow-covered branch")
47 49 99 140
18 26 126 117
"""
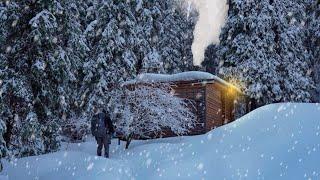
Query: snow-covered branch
111 83 196 143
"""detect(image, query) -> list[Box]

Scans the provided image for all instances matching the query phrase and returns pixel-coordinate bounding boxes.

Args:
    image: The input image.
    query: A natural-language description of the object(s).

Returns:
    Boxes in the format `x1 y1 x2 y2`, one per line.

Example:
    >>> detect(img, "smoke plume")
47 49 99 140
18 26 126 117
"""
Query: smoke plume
187 0 229 66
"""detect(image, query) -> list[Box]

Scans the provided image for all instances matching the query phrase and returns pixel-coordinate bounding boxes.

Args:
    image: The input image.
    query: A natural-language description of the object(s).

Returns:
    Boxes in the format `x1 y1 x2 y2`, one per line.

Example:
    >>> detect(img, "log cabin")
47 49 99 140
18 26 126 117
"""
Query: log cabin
122 71 249 138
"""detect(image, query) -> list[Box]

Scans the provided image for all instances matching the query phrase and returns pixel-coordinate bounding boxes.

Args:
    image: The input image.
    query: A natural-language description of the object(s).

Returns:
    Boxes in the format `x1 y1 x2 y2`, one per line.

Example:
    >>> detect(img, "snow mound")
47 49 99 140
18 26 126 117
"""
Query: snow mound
2 103 320 180
124 71 234 87
0 176 8 180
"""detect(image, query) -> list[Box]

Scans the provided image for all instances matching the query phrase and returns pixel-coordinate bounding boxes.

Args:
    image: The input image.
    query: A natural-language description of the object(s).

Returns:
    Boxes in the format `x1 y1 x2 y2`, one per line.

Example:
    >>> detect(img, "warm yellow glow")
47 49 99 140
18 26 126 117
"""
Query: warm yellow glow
228 86 236 96
226 77 244 94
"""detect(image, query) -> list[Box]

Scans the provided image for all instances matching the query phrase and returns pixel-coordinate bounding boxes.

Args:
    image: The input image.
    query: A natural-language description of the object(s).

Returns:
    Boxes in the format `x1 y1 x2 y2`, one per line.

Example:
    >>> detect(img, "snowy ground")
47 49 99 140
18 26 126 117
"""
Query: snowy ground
1 103 320 180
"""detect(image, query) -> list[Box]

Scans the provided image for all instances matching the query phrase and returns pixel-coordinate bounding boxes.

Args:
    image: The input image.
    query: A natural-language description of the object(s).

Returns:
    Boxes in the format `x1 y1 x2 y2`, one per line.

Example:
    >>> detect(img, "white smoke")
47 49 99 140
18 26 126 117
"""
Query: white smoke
187 0 229 66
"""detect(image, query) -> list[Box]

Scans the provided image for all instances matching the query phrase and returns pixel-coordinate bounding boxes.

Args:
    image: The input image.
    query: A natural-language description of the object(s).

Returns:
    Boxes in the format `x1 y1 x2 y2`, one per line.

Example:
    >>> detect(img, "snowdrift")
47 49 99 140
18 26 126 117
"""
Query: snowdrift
1 103 320 180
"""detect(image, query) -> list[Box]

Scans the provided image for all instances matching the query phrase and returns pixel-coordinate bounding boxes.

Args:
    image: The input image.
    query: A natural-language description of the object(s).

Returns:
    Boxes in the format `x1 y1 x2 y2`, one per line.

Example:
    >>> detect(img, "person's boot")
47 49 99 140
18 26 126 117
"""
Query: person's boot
97 149 102 156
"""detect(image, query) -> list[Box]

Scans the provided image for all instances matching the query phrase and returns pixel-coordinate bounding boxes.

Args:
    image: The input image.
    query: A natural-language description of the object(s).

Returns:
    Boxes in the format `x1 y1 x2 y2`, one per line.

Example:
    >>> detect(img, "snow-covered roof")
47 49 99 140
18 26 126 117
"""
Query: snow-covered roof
124 71 240 92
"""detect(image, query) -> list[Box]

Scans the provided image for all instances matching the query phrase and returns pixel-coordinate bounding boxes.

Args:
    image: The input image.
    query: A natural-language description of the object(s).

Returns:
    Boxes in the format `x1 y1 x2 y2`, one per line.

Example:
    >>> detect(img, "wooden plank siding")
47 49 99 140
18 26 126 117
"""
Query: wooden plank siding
120 79 245 140
224 86 237 124
205 83 223 131
172 83 206 135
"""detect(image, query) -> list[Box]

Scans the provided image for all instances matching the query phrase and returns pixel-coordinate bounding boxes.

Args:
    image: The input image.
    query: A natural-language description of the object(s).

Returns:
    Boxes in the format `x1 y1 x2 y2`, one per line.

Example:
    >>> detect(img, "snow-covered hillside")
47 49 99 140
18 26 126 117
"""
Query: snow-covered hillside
1 103 320 180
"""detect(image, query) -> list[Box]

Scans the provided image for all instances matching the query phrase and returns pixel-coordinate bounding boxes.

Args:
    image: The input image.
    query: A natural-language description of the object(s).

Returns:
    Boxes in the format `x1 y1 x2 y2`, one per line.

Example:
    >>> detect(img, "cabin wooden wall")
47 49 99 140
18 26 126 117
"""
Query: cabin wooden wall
172 83 206 135
205 83 223 131
224 87 237 124
122 81 244 139
205 82 239 131
223 92 233 124
151 81 240 137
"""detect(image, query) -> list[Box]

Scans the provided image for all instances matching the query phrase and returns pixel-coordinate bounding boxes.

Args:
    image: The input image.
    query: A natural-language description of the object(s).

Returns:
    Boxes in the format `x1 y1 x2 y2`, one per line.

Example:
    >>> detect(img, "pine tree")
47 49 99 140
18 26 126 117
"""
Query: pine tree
0 1 36 157
201 44 219 74
218 0 314 104
7 114 23 157
0 118 6 170
0 119 7 160
155 0 197 73
81 0 197 114
58 0 89 114
81 1 138 114
20 112 44 156
0 0 197 157
42 119 61 153
0 0 88 157
306 1 320 102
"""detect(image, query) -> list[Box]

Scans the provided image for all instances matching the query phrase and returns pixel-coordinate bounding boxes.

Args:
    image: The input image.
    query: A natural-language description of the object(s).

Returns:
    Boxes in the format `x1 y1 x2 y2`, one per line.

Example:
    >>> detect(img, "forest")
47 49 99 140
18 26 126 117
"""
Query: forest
0 0 319 160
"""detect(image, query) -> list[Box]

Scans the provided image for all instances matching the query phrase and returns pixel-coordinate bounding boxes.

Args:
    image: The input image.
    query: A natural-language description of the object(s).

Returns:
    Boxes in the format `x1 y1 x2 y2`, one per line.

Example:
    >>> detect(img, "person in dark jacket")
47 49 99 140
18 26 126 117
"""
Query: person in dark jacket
91 107 114 158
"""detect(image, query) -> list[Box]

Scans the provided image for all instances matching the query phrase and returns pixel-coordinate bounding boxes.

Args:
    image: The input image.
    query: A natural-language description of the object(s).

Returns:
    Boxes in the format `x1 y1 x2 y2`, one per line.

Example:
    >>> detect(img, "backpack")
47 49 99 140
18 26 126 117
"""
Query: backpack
91 113 107 137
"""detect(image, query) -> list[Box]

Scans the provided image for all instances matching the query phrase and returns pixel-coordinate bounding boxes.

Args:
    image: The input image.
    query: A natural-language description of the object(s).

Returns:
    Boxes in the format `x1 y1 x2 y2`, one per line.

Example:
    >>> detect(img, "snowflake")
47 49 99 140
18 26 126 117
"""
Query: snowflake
11 19 18 27
197 163 204 170
87 163 94 170
146 159 152 166
5 46 12 53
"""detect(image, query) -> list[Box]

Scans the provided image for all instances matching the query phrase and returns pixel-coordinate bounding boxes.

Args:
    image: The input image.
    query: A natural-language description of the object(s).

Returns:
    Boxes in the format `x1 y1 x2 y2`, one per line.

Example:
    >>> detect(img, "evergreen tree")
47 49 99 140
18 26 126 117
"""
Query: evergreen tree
306 1 320 102
0 117 6 170
0 0 37 157
0 118 7 160
7 114 23 157
218 0 314 104
42 119 60 153
81 0 197 114
156 0 197 73
201 44 219 74
20 112 44 156
0 0 87 157
81 1 138 114
55 0 90 119
0 0 197 158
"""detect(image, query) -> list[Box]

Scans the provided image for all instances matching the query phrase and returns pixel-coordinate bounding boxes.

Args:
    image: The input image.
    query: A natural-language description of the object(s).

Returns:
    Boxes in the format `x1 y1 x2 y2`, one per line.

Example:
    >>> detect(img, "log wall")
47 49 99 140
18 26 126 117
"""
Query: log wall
205 83 223 131
121 80 244 140
172 83 206 135
205 82 239 131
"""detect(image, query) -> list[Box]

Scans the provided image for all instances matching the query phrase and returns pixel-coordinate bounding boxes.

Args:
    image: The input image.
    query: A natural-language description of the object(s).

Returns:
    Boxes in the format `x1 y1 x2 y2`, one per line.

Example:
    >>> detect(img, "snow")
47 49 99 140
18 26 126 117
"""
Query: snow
124 71 239 90
135 0 143 12
111 83 195 141
218 0 313 103
29 10 57 29
0 176 8 180
1 103 320 180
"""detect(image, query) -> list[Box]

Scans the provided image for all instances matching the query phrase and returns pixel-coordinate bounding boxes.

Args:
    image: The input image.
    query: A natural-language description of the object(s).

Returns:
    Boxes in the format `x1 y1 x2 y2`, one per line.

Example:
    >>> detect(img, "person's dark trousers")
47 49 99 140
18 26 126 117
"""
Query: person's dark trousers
95 134 110 158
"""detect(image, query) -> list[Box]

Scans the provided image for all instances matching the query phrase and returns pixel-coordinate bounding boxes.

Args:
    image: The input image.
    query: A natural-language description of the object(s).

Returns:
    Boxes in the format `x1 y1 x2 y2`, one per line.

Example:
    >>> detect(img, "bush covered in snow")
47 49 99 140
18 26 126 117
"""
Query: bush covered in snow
111 83 196 148
61 116 90 142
